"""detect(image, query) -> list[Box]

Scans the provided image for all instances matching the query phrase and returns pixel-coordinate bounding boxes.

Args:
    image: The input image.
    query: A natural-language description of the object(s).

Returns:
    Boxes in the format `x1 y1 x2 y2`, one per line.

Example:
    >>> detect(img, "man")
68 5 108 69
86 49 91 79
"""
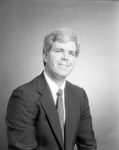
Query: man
6 28 97 150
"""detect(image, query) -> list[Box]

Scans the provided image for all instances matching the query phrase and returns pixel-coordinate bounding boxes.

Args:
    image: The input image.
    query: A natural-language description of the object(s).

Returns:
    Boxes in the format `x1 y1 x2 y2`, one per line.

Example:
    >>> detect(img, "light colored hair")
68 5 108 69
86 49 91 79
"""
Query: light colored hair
43 28 80 66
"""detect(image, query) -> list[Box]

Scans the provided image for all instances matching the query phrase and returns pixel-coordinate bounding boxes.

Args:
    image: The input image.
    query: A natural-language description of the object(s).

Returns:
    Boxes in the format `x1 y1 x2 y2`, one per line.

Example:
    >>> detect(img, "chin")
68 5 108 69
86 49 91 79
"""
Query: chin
58 72 70 78
55 69 72 79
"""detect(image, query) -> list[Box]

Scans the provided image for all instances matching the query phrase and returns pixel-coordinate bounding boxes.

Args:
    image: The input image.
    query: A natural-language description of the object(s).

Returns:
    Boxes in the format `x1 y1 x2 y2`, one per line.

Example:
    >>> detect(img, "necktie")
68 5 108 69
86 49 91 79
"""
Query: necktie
56 88 64 139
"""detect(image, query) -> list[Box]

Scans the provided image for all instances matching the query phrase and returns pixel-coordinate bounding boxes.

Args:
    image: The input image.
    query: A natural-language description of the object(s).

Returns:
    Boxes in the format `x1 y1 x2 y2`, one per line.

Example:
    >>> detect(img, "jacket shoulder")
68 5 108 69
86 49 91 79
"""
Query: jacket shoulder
66 81 84 93
66 81 88 100
12 75 41 100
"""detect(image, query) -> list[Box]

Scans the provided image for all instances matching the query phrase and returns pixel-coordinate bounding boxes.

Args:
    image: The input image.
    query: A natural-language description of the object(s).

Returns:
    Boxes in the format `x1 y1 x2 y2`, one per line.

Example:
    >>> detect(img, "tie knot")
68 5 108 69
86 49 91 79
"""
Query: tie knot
57 88 63 96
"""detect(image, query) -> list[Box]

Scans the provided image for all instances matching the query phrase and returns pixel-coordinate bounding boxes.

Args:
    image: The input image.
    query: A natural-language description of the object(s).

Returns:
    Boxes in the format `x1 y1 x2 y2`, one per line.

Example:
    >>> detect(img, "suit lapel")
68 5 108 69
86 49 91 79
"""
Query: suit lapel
36 73 64 150
64 82 79 149
36 73 79 149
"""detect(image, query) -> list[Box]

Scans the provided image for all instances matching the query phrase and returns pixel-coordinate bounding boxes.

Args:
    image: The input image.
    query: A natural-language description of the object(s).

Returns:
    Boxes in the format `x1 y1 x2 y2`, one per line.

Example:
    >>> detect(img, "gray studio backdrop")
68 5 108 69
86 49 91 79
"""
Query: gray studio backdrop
0 0 119 150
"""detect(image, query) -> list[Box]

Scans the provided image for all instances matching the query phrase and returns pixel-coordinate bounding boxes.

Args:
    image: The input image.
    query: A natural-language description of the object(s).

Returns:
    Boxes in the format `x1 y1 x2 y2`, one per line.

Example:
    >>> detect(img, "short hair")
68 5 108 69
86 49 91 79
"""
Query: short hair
42 28 80 66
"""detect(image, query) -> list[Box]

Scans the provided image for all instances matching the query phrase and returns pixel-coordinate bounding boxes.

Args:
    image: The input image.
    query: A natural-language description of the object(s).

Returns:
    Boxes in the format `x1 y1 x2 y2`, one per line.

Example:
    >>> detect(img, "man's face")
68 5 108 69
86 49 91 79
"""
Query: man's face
44 41 77 81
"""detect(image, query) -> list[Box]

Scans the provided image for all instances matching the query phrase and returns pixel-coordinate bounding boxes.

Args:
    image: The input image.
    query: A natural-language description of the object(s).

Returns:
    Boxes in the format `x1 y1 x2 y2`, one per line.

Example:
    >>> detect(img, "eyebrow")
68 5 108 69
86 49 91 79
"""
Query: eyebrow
69 50 76 53
54 48 76 52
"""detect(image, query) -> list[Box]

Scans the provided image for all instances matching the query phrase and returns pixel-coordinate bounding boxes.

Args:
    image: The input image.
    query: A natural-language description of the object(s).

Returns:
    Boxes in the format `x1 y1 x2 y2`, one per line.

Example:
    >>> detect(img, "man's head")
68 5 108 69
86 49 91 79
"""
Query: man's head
43 28 80 66
43 28 80 83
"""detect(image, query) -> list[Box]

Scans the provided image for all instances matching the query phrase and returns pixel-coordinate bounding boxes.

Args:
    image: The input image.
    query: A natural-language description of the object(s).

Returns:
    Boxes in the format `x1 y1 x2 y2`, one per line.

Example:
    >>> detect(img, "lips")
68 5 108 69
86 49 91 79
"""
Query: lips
58 63 70 67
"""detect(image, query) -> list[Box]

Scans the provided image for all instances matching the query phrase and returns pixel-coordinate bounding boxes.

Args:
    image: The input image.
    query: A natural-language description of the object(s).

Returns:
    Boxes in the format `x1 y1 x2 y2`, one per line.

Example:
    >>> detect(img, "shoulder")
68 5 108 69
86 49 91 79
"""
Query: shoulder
16 75 38 91
11 75 41 101
66 80 88 100
8 75 42 115
66 80 84 94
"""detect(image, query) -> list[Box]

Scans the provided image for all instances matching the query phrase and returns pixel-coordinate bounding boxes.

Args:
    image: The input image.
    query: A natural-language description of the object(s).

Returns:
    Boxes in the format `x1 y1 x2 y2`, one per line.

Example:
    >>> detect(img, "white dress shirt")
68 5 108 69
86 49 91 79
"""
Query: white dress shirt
44 71 66 122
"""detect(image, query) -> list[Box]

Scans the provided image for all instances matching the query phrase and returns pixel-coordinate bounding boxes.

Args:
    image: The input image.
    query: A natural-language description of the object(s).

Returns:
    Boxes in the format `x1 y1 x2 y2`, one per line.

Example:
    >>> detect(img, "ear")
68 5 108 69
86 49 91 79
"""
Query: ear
43 53 48 64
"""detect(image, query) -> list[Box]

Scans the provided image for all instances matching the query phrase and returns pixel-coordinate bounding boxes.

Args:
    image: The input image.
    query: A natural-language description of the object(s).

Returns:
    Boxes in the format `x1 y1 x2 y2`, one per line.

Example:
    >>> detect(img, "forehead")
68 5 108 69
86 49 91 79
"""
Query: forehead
52 41 76 51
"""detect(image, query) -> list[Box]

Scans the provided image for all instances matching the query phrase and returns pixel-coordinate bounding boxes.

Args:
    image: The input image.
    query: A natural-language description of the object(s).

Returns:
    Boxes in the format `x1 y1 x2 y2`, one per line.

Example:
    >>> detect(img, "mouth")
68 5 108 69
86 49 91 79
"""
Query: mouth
58 63 70 67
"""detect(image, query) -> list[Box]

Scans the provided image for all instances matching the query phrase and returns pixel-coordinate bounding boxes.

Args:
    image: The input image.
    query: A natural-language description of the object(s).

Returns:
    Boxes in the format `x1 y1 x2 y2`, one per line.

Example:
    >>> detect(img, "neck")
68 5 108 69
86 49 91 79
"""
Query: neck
44 69 65 87
53 78 65 88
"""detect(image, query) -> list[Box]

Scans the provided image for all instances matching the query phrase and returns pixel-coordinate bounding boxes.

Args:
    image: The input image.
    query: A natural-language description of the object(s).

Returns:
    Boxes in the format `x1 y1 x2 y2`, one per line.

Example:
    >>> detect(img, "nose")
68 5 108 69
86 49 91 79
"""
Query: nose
61 52 68 61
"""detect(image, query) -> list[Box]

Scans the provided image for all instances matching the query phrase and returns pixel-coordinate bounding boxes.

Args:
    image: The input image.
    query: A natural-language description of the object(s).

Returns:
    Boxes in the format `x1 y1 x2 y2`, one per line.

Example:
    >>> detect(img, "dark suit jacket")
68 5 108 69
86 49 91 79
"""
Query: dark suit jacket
6 72 97 150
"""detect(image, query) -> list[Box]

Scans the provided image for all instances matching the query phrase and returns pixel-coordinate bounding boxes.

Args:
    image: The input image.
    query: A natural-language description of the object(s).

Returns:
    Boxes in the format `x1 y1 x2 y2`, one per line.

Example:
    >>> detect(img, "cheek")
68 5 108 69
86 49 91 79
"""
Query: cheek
50 58 58 69
71 58 76 65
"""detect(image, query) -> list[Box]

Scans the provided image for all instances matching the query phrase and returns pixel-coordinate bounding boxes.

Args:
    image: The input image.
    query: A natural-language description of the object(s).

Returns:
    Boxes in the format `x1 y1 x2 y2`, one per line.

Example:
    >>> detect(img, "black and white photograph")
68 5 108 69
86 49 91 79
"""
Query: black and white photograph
0 0 119 150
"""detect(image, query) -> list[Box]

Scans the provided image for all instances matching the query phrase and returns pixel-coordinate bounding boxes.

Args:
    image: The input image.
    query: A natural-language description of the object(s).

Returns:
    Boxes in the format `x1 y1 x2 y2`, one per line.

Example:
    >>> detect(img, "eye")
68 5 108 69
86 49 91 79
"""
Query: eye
55 48 62 53
69 51 76 57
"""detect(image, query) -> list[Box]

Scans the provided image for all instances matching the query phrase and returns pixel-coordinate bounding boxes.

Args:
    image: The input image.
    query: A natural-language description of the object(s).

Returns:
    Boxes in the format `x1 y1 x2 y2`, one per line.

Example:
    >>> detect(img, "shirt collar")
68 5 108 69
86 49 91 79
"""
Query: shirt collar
44 71 65 94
